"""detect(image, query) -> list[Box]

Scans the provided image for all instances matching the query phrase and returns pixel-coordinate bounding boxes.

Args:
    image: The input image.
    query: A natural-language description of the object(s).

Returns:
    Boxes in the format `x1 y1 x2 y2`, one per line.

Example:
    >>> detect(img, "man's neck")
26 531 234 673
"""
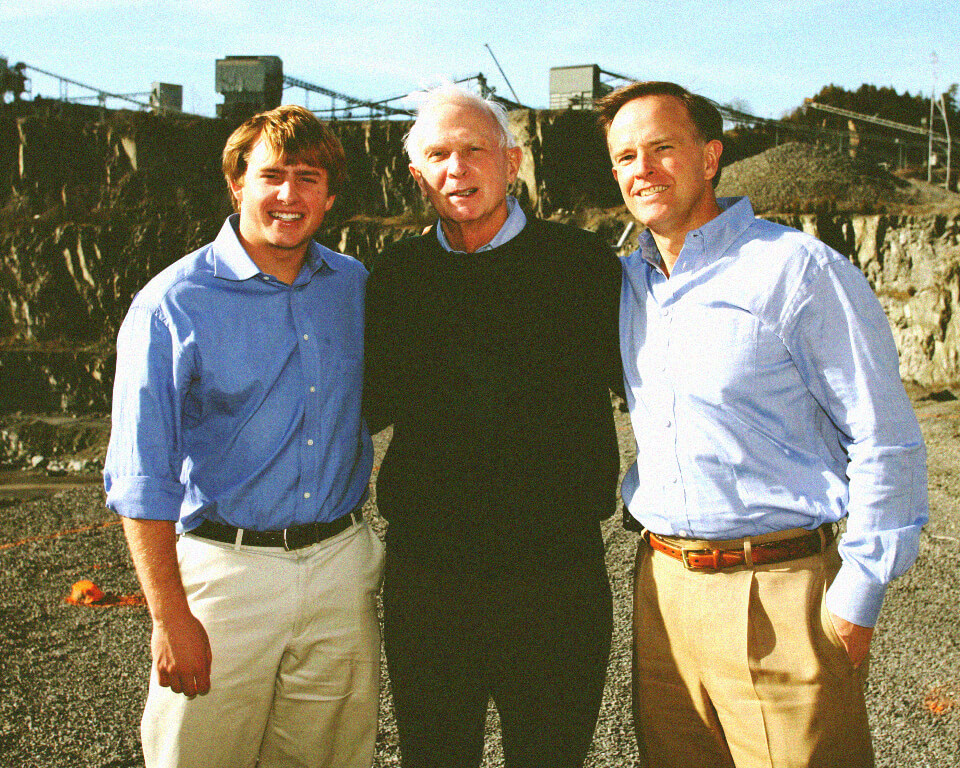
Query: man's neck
650 233 683 277
649 197 722 278
241 240 307 285
438 201 510 254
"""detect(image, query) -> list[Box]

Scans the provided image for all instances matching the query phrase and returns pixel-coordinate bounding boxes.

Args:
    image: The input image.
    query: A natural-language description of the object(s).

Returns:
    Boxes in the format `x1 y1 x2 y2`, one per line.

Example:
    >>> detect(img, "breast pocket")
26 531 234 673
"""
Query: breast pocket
669 305 784 405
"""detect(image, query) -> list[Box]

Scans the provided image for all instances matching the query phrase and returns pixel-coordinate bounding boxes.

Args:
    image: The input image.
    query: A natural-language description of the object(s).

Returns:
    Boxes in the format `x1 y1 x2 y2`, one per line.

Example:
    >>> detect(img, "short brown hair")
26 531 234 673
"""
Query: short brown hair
594 81 724 185
222 105 347 211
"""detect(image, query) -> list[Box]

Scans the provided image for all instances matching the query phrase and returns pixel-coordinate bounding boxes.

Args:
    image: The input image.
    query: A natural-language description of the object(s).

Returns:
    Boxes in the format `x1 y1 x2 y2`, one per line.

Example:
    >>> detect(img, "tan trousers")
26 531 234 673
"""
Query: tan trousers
141 520 385 768
633 534 874 768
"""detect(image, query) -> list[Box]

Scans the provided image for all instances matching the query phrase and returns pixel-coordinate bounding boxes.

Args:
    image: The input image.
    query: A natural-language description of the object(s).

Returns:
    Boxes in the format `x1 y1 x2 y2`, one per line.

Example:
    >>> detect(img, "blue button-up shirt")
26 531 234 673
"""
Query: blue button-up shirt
620 197 928 627
104 215 373 533
436 194 527 252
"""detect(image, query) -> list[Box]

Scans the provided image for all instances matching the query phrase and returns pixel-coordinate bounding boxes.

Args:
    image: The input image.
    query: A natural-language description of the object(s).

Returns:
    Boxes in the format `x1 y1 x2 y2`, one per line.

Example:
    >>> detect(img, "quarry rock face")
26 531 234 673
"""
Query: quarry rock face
0 100 958 414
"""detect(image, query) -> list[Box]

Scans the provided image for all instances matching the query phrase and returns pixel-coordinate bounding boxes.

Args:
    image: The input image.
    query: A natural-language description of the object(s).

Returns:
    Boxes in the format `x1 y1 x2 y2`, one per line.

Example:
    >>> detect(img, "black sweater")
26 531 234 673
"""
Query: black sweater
364 217 623 541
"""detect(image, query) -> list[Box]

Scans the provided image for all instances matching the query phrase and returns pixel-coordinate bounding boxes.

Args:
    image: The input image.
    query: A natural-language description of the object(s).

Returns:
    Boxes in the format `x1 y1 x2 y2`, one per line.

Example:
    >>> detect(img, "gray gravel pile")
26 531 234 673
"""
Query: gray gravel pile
1 401 958 766
717 141 913 214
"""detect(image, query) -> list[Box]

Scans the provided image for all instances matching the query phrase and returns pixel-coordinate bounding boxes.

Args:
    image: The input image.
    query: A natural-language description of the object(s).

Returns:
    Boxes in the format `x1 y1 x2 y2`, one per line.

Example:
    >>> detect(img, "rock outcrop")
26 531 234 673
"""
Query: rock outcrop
1 100 958 415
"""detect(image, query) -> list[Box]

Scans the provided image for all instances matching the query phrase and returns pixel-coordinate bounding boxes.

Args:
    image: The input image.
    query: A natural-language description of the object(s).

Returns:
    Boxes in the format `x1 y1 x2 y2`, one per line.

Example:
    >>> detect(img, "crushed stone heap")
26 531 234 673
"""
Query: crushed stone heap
716 141 946 214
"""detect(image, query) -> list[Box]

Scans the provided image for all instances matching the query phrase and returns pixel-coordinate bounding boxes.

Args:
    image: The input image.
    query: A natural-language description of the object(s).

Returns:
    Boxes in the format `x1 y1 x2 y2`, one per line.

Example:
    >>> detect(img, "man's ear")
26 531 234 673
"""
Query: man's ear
227 176 244 208
506 146 522 184
409 163 427 195
703 140 723 182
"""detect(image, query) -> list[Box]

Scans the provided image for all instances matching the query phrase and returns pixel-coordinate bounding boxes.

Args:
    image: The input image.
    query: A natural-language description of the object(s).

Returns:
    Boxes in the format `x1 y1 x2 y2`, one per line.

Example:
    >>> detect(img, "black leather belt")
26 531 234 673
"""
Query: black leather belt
188 509 363 551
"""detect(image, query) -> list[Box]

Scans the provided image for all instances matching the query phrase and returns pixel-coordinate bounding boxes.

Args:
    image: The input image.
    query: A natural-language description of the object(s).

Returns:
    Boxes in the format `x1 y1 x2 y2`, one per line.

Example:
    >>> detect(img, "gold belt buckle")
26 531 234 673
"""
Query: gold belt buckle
681 546 725 570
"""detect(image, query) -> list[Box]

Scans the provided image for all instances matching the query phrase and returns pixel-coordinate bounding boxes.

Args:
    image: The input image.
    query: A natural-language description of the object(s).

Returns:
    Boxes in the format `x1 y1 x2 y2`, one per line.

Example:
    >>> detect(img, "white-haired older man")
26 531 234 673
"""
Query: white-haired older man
364 84 623 767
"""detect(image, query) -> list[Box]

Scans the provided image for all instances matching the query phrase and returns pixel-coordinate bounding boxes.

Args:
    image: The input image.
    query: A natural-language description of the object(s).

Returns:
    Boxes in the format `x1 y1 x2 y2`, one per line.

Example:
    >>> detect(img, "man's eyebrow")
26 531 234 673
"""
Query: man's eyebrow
259 162 322 174
643 134 676 146
611 134 677 154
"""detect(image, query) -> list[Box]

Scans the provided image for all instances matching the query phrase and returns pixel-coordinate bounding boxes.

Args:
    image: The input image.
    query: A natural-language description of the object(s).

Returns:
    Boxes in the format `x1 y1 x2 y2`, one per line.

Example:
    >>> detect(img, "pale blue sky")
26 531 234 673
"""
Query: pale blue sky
2 0 957 120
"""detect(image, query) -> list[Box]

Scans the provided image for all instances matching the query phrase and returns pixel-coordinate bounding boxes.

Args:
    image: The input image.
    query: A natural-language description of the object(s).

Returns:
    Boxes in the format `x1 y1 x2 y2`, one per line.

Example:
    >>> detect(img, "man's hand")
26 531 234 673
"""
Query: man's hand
152 610 212 697
122 517 214 697
828 610 874 669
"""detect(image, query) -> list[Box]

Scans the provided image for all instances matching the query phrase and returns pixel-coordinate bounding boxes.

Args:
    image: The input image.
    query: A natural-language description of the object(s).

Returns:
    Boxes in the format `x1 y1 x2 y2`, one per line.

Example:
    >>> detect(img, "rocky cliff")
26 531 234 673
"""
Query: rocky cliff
1 100 958 414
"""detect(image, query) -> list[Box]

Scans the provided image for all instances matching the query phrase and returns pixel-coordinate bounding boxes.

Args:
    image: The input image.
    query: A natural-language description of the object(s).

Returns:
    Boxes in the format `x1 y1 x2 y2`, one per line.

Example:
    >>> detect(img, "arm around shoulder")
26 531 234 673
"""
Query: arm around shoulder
363 246 405 435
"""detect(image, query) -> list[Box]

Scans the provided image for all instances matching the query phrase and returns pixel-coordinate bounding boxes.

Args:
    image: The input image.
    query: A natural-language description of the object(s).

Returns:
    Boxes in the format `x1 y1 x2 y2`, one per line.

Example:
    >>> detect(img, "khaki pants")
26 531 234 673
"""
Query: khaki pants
141 520 385 768
633 535 874 768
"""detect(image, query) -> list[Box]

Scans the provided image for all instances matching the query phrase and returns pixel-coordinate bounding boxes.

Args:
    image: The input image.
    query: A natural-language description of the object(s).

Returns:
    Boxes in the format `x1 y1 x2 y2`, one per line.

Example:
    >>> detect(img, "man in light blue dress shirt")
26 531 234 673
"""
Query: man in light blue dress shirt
104 106 383 768
596 82 927 768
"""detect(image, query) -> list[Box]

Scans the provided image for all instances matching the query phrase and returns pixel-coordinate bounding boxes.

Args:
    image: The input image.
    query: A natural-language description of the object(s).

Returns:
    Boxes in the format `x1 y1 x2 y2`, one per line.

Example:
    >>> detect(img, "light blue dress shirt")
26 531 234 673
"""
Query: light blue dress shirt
435 195 527 252
620 197 928 627
104 215 373 533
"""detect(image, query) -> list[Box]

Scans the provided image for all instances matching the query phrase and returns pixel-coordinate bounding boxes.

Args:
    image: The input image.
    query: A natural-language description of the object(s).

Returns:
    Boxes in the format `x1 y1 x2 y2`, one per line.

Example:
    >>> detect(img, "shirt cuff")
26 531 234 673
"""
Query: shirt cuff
104 475 185 522
825 561 888 628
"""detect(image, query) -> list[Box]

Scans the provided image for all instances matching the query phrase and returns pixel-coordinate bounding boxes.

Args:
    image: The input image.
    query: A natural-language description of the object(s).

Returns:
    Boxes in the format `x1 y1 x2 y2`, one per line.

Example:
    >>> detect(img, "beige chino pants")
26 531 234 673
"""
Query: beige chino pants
141 520 384 768
633 534 874 768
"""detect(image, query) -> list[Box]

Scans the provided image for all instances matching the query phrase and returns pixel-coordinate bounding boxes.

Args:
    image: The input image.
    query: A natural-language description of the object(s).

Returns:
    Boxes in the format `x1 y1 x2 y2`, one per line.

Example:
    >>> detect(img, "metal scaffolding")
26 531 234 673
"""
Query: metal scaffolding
805 99 951 187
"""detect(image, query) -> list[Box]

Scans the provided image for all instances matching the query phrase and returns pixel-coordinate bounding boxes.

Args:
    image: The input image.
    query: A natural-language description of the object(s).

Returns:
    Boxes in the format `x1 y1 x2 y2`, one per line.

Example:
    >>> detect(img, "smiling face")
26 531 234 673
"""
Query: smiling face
228 138 336 281
408 101 522 253
607 95 722 250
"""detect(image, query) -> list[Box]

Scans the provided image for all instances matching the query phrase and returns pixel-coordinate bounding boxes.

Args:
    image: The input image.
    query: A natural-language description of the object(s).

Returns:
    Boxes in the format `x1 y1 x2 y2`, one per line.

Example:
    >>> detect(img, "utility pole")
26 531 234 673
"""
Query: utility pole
934 92 953 189
929 52 938 183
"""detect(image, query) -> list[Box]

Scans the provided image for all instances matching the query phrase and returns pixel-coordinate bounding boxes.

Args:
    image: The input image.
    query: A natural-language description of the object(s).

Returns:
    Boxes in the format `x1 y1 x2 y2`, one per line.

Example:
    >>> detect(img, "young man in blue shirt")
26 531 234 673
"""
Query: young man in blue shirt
105 105 383 768
597 81 927 768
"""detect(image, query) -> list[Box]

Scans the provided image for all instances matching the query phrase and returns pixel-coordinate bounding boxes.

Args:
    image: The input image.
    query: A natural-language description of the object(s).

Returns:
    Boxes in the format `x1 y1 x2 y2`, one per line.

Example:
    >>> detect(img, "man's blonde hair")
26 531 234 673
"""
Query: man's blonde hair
222 105 347 211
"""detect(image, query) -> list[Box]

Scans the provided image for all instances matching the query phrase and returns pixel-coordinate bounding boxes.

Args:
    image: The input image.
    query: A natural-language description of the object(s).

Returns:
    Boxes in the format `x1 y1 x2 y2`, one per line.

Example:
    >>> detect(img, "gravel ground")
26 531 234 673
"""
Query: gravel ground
1 398 958 767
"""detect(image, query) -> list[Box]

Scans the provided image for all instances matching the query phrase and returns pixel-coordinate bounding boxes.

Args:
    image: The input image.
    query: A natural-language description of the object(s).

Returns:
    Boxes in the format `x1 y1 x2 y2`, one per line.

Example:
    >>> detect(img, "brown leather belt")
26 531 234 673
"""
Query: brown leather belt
644 523 836 571
188 509 363 551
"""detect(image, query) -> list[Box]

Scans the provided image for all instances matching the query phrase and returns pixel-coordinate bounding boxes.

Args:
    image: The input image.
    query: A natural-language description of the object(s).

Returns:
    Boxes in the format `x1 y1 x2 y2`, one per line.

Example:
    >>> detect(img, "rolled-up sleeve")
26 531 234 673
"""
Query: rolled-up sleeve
785 254 928 627
104 305 187 521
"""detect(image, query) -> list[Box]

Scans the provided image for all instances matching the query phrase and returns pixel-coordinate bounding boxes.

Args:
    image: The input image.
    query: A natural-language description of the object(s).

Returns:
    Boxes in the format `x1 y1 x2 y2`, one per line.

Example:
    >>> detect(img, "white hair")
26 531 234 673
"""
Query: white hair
403 82 518 161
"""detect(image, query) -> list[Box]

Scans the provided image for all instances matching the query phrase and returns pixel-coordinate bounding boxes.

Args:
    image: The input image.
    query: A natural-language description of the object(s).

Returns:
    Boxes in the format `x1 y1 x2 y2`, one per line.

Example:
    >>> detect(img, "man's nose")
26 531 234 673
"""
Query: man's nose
277 179 297 201
448 151 467 175
635 151 653 177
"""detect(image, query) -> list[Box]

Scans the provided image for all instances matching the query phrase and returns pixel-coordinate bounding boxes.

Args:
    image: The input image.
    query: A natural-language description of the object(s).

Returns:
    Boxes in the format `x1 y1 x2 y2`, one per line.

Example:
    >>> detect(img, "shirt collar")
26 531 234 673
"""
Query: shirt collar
435 195 527 253
637 196 755 272
212 213 334 282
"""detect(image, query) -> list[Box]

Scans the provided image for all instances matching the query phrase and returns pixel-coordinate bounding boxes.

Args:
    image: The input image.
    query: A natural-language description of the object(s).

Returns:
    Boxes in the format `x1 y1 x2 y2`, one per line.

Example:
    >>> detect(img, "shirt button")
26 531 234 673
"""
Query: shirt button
303 334 309 341
303 492 311 499
307 439 314 446
309 386 316 393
